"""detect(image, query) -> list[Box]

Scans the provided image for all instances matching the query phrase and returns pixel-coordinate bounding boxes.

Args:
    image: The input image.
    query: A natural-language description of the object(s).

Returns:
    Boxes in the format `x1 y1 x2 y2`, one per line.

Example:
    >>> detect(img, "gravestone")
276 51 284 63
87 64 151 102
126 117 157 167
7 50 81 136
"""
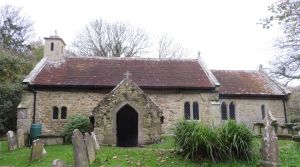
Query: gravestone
253 125 261 135
30 139 45 162
84 132 96 164
6 130 17 152
52 159 67 167
91 131 100 150
17 129 25 148
72 129 88 167
281 127 289 135
261 110 281 167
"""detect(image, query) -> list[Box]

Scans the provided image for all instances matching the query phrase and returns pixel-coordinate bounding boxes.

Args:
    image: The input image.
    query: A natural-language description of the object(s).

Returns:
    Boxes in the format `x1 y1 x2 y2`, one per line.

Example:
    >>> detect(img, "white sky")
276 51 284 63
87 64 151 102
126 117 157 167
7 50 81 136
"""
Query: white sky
1 0 280 71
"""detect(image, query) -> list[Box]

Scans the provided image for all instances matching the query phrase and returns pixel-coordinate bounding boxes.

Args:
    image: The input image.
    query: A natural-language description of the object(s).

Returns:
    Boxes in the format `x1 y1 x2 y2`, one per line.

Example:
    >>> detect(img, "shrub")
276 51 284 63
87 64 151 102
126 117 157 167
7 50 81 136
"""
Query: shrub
173 120 254 162
63 114 91 143
218 120 254 161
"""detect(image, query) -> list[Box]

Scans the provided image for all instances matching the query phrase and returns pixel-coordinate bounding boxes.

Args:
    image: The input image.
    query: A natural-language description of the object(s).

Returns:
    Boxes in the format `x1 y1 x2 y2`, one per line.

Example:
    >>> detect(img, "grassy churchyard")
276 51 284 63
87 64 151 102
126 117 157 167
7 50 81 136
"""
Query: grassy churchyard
1 136 300 167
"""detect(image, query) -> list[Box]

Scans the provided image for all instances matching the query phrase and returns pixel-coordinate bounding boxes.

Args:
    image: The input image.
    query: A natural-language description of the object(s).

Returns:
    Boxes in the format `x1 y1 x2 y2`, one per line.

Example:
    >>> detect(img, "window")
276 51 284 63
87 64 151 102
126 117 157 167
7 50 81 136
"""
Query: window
193 102 199 120
221 102 227 120
261 105 265 119
53 106 59 119
184 102 190 120
61 106 67 119
229 102 235 120
51 42 54 51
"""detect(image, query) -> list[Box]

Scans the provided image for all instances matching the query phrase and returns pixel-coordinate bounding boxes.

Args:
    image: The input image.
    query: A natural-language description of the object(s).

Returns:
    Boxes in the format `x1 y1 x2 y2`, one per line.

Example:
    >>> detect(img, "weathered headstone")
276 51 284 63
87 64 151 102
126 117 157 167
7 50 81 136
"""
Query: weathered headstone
17 129 25 148
253 125 261 135
6 130 17 152
84 132 96 164
30 139 45 162
294 125 300 136
261 110 281 167
281 127 289 135
91 131 100 150
52 159 67 167
72 129 89 167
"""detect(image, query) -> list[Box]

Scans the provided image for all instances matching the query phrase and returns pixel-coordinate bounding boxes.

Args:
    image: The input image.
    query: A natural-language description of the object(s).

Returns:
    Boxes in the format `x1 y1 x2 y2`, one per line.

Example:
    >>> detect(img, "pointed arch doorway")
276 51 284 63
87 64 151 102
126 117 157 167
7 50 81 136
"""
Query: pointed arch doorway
116 105 138 147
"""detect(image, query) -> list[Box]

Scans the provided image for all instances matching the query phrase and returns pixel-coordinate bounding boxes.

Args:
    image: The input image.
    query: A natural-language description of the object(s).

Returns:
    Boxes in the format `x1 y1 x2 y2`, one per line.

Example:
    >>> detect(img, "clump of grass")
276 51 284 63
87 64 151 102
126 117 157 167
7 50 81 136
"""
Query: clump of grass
173 120 254 162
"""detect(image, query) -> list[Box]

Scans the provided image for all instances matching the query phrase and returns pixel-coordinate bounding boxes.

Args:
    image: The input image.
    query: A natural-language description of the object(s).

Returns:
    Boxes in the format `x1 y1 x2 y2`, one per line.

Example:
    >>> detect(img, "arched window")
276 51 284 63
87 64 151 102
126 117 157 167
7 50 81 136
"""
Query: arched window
193 102 199 120
229 102 235 120
261 105 265 119
61 106 67 119
51 42 54 51
221 102 227 120
184 102 190 120
53 106 59 119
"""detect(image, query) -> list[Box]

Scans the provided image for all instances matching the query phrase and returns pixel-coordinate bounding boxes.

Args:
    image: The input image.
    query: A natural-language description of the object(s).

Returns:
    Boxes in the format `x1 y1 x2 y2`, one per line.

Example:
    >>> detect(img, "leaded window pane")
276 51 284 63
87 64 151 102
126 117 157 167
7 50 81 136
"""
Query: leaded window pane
53 106 59 119
261 105 265 119
184 102 190 120
193 102 199 120
221 102 227 120
61 106 67 119
229 102 235 120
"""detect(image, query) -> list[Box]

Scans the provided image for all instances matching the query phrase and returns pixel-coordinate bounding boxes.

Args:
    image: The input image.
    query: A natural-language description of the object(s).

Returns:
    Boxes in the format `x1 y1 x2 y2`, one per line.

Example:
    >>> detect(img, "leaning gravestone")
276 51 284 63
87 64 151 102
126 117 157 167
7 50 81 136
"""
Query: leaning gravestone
261 110 281 167
91 131 100 150
30 139 45 162
52 159 67 167
72 129 89 167
84 132 96 164
17 129 25 148
6 130 17 152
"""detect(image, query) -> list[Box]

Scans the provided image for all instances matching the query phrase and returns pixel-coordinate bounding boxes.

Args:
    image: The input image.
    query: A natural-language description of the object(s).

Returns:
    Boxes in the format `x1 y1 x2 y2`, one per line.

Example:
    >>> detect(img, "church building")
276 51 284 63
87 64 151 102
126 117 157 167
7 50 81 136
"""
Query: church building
17 35 290 146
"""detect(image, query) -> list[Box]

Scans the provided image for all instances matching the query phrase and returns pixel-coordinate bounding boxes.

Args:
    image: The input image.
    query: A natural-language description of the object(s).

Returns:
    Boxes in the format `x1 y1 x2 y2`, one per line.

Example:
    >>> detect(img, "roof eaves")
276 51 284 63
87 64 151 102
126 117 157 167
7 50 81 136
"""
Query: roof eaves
259 70 291 95
23 57 48 84
197 56 220 87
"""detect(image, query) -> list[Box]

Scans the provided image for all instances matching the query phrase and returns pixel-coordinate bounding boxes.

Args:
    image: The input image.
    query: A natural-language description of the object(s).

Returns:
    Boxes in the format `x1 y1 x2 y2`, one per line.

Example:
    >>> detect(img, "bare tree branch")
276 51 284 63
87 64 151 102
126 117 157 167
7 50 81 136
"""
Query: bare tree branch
72 19 150 57
157 34 189 59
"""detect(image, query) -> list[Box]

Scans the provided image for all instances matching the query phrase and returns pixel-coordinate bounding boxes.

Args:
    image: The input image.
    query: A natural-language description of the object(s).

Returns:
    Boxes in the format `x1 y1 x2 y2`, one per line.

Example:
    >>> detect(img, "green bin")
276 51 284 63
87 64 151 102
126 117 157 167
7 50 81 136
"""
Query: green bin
30 123 42 139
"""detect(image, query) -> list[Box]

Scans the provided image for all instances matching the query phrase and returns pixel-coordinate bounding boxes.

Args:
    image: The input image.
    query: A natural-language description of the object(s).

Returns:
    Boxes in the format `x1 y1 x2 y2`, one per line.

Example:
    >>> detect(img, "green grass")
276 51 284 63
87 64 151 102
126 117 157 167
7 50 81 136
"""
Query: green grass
0 137 300 167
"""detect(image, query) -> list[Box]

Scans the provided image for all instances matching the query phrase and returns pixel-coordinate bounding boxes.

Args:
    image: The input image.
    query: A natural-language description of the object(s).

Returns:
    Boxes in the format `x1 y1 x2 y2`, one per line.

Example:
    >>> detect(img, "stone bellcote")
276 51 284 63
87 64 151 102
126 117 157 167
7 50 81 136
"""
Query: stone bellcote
44 35 66 61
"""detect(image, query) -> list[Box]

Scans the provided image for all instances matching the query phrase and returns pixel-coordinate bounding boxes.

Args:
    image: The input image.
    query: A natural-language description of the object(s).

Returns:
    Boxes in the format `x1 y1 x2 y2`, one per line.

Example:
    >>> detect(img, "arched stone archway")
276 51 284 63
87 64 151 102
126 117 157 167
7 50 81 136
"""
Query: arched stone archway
116 105 138 147
92 78 163 146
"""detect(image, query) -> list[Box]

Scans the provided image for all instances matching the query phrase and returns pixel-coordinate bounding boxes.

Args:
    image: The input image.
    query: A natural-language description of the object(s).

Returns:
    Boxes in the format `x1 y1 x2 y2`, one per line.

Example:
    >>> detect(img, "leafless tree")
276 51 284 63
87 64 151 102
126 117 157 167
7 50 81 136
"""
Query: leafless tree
72 19 150 57
157 34 189 59
260 0 300 85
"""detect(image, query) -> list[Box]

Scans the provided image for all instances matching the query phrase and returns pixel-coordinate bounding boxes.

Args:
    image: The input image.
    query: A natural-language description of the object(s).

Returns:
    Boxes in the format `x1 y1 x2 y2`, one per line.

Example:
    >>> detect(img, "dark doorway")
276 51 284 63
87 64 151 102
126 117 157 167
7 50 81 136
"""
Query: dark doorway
117 105 138 147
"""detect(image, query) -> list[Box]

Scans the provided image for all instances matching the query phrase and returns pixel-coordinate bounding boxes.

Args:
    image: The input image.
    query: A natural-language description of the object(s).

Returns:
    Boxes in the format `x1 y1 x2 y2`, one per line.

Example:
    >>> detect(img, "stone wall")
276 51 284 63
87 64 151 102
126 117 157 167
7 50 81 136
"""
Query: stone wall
17 88 219 137
147 90 220 133
220 98 286 127
288 87 300 122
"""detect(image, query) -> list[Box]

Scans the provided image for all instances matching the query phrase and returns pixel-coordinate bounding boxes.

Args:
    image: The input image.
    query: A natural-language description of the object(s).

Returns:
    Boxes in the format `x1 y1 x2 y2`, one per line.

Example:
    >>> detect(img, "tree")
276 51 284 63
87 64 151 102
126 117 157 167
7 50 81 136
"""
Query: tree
72 19 149 57
0 50 32 135
260 0 300 85
0 5 33 53
157 34 189 59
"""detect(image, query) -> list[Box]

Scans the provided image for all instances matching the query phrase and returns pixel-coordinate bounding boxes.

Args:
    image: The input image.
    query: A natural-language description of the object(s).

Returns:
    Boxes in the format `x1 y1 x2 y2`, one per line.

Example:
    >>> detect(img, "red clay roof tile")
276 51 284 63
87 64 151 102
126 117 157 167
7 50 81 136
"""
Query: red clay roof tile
212 70 285 96
31 57 215 89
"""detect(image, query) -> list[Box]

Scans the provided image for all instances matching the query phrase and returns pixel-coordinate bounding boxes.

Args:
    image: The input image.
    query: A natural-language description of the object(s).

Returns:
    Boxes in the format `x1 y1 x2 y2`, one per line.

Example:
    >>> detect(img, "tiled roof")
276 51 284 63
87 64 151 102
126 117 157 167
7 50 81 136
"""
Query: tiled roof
30 57 216 89
211 70 286 96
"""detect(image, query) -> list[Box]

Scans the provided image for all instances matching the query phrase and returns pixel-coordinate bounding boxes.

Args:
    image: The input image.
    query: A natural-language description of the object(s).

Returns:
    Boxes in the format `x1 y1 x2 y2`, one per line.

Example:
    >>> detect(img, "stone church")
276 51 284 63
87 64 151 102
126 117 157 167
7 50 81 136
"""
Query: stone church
17 35 290 146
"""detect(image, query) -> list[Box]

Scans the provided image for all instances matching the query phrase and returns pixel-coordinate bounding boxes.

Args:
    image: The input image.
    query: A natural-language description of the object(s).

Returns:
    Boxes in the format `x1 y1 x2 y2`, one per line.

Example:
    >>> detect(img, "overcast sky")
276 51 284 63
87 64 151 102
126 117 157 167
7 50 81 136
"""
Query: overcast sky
2 0 280 71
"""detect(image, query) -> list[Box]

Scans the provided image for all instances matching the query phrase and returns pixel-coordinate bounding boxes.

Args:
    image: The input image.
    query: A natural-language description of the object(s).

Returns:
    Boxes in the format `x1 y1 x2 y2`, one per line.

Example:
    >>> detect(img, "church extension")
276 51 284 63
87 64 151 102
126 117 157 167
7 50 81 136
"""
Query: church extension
17 35 290 146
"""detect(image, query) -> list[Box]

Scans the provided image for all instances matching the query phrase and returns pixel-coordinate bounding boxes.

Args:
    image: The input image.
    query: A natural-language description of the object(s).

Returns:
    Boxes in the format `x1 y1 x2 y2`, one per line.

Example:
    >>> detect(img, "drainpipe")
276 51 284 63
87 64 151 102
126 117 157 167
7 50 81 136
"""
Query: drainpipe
28 85 37 124
282 96 288 124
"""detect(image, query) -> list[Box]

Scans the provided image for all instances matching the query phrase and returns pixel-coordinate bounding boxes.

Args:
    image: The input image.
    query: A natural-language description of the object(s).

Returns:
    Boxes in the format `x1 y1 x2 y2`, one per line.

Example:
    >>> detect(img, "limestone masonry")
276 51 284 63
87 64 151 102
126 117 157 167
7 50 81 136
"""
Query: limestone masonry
17 35 290 145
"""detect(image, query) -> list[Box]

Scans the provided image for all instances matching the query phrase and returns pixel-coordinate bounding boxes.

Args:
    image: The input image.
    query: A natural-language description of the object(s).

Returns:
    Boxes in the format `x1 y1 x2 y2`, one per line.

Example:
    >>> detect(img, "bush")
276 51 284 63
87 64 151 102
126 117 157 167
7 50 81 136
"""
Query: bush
63 114 91 143
173 120 254 162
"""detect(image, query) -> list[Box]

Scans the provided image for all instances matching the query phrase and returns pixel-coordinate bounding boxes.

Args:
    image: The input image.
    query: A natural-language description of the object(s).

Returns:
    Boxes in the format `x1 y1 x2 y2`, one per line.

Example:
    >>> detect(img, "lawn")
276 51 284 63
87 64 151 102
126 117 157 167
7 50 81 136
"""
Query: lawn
0 137 300 167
